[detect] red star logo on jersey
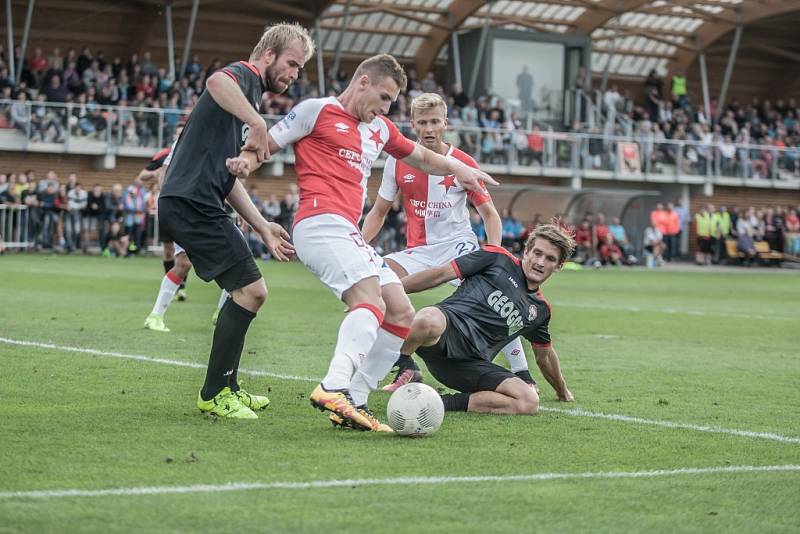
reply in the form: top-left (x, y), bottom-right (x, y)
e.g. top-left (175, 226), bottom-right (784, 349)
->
top-left (439, 174), bottom-right (457, 193)
top-left (368, 128), bottom-right (383, 149)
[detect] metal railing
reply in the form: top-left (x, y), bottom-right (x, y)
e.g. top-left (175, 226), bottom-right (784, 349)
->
top-left (0, 204), bottom-right (31, 249)
top-left (2, 99), bottom-right (799, 185)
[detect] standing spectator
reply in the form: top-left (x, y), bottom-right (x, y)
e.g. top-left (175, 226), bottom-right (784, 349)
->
top-left (500, 208), bottom-right (523, 250)
top-left (694, 204), bottom-right (712, 266)
top-left (673, 198), bottom-right (689, 256)
top-left (784, 208), bottom-right (799, 255)
top-left (764, 207), bottom-right (784, 252)
top-left (37, 181), bottom-right (58, 248)
top-left (470, 209), bottom-right (486, 244)
top-left (671, 68), bottom-right (687, 108)
top-left (649, 202), bottom-right (670, 258)
top-left (65, 182), bottom-right (87, 252)
top-left (123, 179), bottom-right (147, 253)
top-left (574, 219), bottom-right (593, 263)
top-left (711, 205), bottom-right (731, 263)
top-left (84, 183), bottom-right (106, 250)
top-left (664, 202), bottom-right (681, 261)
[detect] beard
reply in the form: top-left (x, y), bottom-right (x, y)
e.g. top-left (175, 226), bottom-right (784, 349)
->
top-left (265, 64), bottom-right (290, 94)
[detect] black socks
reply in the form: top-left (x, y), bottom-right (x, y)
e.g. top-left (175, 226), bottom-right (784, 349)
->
top-left (441, 392), bottom-right (470, 412)
top-left (200, 298), bottom-right (256, 400)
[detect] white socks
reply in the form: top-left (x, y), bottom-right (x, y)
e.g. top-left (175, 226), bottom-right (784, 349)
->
top-left (501, 337), bottom-right (528, 372)
top-left (150, 272), bottom-right (181, 316)
top-left (350, 327), bottom-right (405, 406)
top-left (322, 307), bottom-right (381, 390)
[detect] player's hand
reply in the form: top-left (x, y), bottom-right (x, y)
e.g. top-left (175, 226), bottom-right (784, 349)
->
top-left (455, 165), bottom-right (499, 192)
top-left (558, 388), bottom-right (574, 402)
top-left (243, 120), bottom-right (270, 163)
top-left (259, 222), bottom-right (294, 262)
top-left (226, 156), bottom-right (252, 179)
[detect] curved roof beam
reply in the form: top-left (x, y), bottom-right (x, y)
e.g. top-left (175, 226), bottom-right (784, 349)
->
top-left (415, 0), bottom-right (485, 75)
top-left (571, 0), bottom-right (649, 35)
top-left (668, 0), bottom-right (800, 74)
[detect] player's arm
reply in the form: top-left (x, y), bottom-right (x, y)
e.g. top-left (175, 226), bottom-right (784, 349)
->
top-left (402, 262), bottom-right (458, 294)
top-left (206, 71), bottom-right (270, 162)
top-left (225, 178), bottom-right (294, 261)
top-left (361, 195), bottom-right (394, 244)
top-left (476, 201), bottom-right (502, 246)
top-left (533, 345), bottom-right (573, 401)
top-left (137, 168), bottom-right (160, 182)
top-left (402, 144), bottom-right (498, 192)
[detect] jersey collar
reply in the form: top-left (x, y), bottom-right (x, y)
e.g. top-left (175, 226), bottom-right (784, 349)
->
top-left (240, 61), bottom-right (267, 92)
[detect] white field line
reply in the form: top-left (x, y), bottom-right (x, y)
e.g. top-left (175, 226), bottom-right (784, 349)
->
top-left (552, 301), bottom-right (795, 321)
top-left (539, 407), bottom-right (800, 444)
top-left (2, 464), bottom-right (798, 500)
top-left (0, 337), bottom-right (318, 382)
top-left (2, 337), bottom-right (799, 445)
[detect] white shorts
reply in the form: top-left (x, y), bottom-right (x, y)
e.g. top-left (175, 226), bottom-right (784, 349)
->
top-left (293, 214), bottom-right (400, 300)
top-left (385, 236), bottom-right (479, 276)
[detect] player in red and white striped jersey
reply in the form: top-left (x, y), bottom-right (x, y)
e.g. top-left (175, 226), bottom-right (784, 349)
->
top-left (361, 93), bottom-right (535, 392)
top-left (228, 55), bottom-right (497, 431)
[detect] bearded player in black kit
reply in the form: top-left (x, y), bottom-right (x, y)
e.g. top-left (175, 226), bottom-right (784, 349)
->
top-left (158, 23), bottom-right (315, 419)
top-left (400, 224), bottom-right (576, 415)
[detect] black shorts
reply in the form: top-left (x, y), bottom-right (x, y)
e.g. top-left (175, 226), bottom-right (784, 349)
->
top-left (697, 237), bottom-right (712, 253)
top-left (416, 323), bottom-right (516, 394)
top-left (158, 196), bottom-right (261, 291)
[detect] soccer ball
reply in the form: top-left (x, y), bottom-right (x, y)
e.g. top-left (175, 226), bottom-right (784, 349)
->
top-left (386, 383), bottom-right (445, 437)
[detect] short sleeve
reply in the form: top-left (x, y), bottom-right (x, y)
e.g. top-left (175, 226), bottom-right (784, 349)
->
top-left (221, 62), bottom-right (258, 96)
top-left (524, 318), bottom-right (551, 349)
top-left (381, 117), bottom-right (415, 159)
top-left (377, 156), bottom-right (399, 202)
top-left (269, 98), bottom-right (325, 148)
top-left (452, 249), bottom-right (498, 279)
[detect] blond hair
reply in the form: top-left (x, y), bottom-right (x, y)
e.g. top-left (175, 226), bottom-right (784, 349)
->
top-left (250, 22), bottom-right (315, 63)
top-left (411, 92), bottom-right (447, 120)
top-left (525, 223), bottom-right (576, 263)
top-left (353, 54), bottom-right (407, 91)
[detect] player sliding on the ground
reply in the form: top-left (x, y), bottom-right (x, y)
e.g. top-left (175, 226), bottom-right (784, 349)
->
top-left (158, 23), bottom-right (314, 419)
top-left (228, 54), bottom-right (498, 431)
top-left (400, 224), bottom-right (575, 414)
top-left (360, 92), bottom-right (534, 392)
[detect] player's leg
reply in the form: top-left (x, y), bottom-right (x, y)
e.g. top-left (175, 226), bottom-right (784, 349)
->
top-left (426, 357), bottom-right (539, 415)
top-left (495, 337), bottom-right (537, 388)
top-left (211, 289), bottom-right (230, 326)
top-left (309, 276), bottom-right (384, 430)
top-left (292, 215), bottom-right (385, 430)
top-left (402, 306), bottom-right (448, 355)
top-left (144, 248), bottom-right (192, 332)
top-left (346, 277), bottom-right (415, 431)
top-left (198, 255), bottom-right (266, 418)
top-left (381, 252), bottom-right (430, 391)
top-left (466, 377), bottom-right (539, 415)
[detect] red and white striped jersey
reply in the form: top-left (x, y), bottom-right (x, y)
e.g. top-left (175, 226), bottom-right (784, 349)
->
top-left (378, 144), bottom-right (491, 248)
top-left (269, 96), bottom-right (415, 229)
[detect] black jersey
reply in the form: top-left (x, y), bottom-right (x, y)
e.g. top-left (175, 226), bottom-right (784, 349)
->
top-left (438, 246), bottom-right (552, 361)
top-left (160, 61), bottom-right (265, 211)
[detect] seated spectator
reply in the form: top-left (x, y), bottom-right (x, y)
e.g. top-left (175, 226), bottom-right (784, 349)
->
top-left (105, 221), bottom-right (129, 257)
top-left (608, 216), bottom-right (635, 262)
top-left (736, 210), bottom-right (758, 265)
top-left (599, 233), bottom-right (623, 266)
top-left (573, 220), bottom-right (593, 263)
top-left (500, 208), bottom-right (523, 250)
top-left (643, 224), bottom-right (665, 267)
top-left (470, 209), bottom-right (486, 244)
top-left (9, 92), bottom-right (30, 133)
top-left (592, 212), bottom-right (610, 251)
top-left (784, 208), bottom-right (800, 255)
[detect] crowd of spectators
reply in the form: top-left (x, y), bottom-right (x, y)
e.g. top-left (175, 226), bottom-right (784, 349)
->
top-left (592, 70), bottom-right (800, 180)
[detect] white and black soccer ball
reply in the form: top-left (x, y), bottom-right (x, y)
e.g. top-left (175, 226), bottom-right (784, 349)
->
top-left (386, 383), bottom-right (444, 437)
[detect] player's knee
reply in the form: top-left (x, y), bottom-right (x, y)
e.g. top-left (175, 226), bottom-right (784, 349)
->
top-left (249, 280), bottom-right (268, 307)
top-left (175, 254), bottom-right (192, 277)
top-left (412, 308), bottom-right (444, 339)
top-left (515, 387), bottom-right (539, 415)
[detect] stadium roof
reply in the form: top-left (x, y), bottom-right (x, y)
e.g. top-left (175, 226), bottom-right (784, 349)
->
top-left (317, 0), bottom-right (800, 78)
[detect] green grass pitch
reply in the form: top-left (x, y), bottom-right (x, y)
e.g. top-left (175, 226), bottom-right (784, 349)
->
top-left (1, 255), bottom-right (798, 533)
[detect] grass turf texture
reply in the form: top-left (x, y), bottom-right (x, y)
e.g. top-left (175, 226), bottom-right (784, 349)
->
top-left (1, 255), bottom-right (798, 533)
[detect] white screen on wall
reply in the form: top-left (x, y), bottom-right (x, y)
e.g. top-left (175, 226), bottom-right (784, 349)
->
top-left (490, 38), bottom-right (565, 112)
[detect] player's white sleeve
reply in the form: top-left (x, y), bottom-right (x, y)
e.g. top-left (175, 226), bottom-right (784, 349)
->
top-left (268, 97), bottom-right (327, 148)
top-left (377, 156), bottom-right (399, 202)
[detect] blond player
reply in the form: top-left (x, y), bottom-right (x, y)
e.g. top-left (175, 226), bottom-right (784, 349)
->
top-left (361, 93), bottom-right (534, 391)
